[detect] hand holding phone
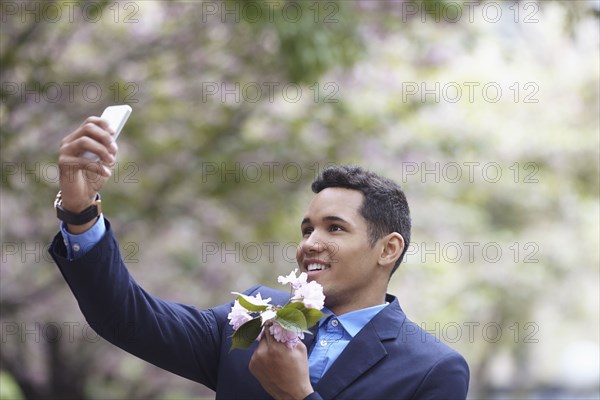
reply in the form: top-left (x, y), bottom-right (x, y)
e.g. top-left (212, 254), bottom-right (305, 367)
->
top-left (82, 105), bottom-right (132, 161)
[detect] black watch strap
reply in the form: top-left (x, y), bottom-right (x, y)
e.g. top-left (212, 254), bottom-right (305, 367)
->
top-left (54, 191), bottom-right (102, 225)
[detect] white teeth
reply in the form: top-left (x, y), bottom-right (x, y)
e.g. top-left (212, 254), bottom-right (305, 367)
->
top-left (307, 263), bottom-right (326, 271)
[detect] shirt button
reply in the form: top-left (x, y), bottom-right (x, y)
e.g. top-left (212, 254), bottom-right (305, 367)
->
top-left (73, 243), bottom-right (81, 252)
top-left (331, 319), bottom-right (339, 327)
top-left (320, 340), bottom-right (328, 347)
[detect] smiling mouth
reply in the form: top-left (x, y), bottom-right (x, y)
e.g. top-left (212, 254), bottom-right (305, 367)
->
top-left (306, 262), bottom-right (330, 272)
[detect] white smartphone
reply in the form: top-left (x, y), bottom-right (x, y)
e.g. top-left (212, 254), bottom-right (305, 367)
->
top-left (82, 105), bottom-right (132, 161)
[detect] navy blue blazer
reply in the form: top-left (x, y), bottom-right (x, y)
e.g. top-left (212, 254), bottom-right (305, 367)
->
top-left (49, 220), bottom-right (469, 399)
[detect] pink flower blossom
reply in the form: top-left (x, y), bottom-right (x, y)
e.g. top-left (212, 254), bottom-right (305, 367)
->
top-left (227, 300), bottom-right (253, 330)
top-left (277, 268), bottom-right (308, 290)
top-left (231, 291), bottom-right (272, 307)
top-left (228, 269), bottom-right (326, 352)
top-left (249, 292), bottom-right (272, 306)
top-left (269, 321), bottom-right (304, 349)
top-left (293, 281), bottom-right (325, 310)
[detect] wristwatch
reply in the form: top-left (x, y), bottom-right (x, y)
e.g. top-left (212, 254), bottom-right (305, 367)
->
top-left (54, 191), bottom-right (102, 225)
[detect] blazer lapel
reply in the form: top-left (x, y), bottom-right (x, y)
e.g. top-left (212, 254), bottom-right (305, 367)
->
top-left (302, 324), bottom-right (318, 350)
top-left (313, 323), bottom-right (387, 399)
top-left (312, 296), bottom-right (406, 399)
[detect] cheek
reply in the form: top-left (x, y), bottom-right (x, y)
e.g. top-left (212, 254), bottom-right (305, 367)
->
top-left (325, 241), bottom-right (342, 262)
top-left (295, 242), bottom-right (303, 262)
top-left (344, 244), bottom-right (378, 269)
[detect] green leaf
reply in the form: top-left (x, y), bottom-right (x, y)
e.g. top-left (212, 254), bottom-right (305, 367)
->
top-left (286, 302), bottom-right (307, 311)
top-left (230, 318), bottom-right (262, 351)
top-left (303, 308), bottom-right (327, 327)
top-left (235, 293), bottom-right (269, 312)
top-left (286, 302), bottom-right (327, 328)
top-left (276, 306), bottom-right (308, 331)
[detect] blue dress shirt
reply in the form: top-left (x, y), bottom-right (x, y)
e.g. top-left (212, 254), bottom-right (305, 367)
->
top-left (308, 304), bottom-right (387, 384)
top-left (59, 215), bottom-right (106, 260)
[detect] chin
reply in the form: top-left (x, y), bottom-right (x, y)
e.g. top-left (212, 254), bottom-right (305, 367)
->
top-left (320, 284), bottom-right (331, 298)
top-left (309, 274), bottom-right (325, 285)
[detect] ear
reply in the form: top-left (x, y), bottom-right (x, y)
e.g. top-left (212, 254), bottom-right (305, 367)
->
top-left (378, 232), bottom-right (404, 269)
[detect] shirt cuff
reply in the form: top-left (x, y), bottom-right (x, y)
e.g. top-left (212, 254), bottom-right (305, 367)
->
top-left (59, 214), bottom-right (106, 260)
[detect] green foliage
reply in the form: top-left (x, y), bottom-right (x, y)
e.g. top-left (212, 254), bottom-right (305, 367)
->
top-left (230, 317), bottom-right (262, 351)
top-left (229, 294), bottom-right (325, 350)
top-left (275, 306), bottom-right (308, 331)
top-left (0, 372), bottom-right (24, 400)
top-left (236, 0), bottom-right (363, 83)
top-left (234, 293), bottom-right (269, 312)
top-left (1, 0), bottom-right (598, 398)
top-left (285, 301), bottom-right (327, 328)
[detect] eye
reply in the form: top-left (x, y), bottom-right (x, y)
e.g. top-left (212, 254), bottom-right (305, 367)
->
top-left (329, 224), bottom-right (344, 232)
top-left (302, 226), bottom-right (314, 237)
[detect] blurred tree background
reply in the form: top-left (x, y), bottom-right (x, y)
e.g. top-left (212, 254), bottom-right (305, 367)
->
top-left (1, 0), bottom-right (598, 399)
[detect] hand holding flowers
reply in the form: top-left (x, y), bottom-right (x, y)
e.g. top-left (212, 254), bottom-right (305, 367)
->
top-left (227, 269), bottom-right (326, 350)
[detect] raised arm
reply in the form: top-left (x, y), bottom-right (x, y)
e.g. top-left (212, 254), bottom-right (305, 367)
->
top-left (49, 222), bottom-right (225, 388)
top-left (57, 116), bottom-right (117, 234)
top-left (50, 117), bottom-right (224, 388)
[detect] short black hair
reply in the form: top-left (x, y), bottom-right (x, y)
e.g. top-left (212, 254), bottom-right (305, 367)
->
top-left (311, 165), bottom-right (411, 275)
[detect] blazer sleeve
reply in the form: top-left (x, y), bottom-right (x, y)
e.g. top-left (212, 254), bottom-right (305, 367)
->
top-left (48, 219), bottom-right (226, 390)
top-left (304, 393), bottom-right (324, 400)
top-left (411, 351), bottom-right (470, 400)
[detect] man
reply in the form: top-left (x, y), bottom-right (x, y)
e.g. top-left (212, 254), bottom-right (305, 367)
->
top-left (50, 117), bottom-right (470, 399)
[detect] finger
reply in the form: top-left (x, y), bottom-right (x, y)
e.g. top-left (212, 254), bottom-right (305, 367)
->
top-left (294, 341), bottom-right (308, 357)
top-left (65, 136), bottom-right (115, 166)
top-left (80, 116), bottom-right (115, 136)
top-left (263, 325), bottom-right (273, 346)
top-left (59, 154), bottom-right (112, 177)
top-left (61, 127), bottom-right (117, 165)
top-left (82, 158), bottom-right (112, 177)
top-left (79, 121), bottom-right (119, 155)
top-left (64, 120), bottom-right (118, 156)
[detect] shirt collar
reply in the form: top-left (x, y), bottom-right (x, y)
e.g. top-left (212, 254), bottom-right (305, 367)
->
top-left (318, 303), bottom-right (388, 337)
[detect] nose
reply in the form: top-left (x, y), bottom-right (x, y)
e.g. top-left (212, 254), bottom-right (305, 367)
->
top-left (300, 231), bottom-right (324, 254)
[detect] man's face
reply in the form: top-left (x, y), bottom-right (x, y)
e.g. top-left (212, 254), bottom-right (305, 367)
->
top-left (296, 187), bottom-right (389, 315)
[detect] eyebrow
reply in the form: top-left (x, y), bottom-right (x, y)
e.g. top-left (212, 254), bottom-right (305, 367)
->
top-left (301, 216), bottom-right (350, 226)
